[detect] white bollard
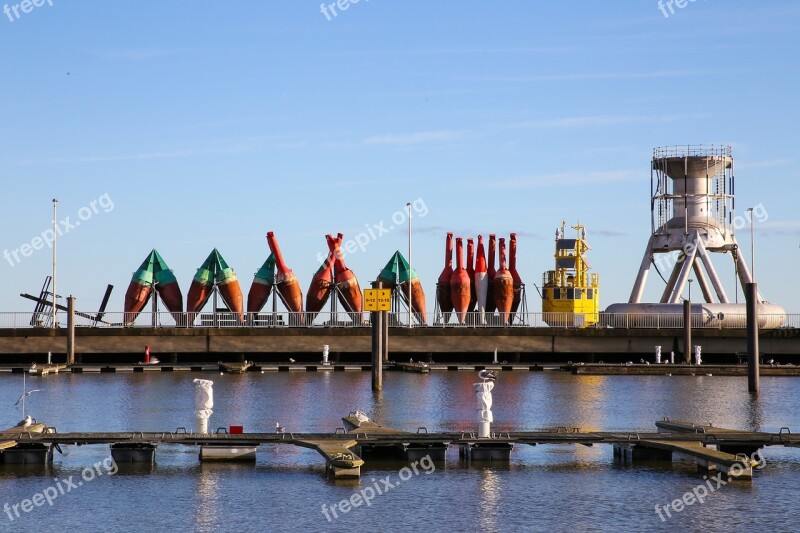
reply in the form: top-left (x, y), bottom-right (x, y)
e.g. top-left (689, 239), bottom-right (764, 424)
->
top-left (655, 346), bottom-right (662, 364)
top-left (493, 348), bottom-right (498, 365)
top-left (474, 381), bottom-right (494, 438)
top-left (193, 379), bottom-right (214, 434)
top-left (47, 351), bottom-right (52, 365)
top-left (694, 345), bottom-right (702, 365)
top-left (670, 351), bottom-right (675, 364)
top-left (322, 344), bottom-right (330, 365)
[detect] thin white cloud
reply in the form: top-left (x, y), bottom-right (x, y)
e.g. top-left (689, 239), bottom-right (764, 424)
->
top-left (466, 69), bottom-right (738, 83)
top-left (95, 47), bottom-right (187, 60)
top-left (487, 170), bottom-right (640, 189)
top-left (508, 114), bottom-right (698, 129)
top-left (737, 158), bottom-right (794, 170)
top-left (362, 130), bottom-right (468, 146)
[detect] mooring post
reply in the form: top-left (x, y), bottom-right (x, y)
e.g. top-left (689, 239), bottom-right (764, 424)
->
top-left (746, 282), bottom-right (760, 393)
top-left (371, 281), bottom-right (383, 391)
top-left (67, 295), bottom-right (76, 366)
top-left (683, 299), bottom-right (691, 364)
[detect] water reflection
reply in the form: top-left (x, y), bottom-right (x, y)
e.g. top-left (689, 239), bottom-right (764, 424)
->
top-left (477, 468), bottom-right (501, 532)
top-left (194, 464), bottom-right (223, 532)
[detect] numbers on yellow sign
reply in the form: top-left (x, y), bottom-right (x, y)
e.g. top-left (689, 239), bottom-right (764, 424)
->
top-left (364, 289), bottom-right (391, 311)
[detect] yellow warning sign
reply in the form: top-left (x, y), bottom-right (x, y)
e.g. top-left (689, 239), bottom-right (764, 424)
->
top-left (364, 289), bottom-right (391, 311)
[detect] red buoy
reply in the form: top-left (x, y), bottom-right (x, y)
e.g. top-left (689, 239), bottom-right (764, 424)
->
top-left (485, 234), bottom-right (497, 314)
top-left (267, 232), bottom-right (304, 323)
top-left (328, 234), bottom-right (363, 325)
top-left (436, 232), bottom-right (454, 319)
top-left (494, 237), bottom-right (514, 325)
top-left (450, 238), bottom-right (471, 324)
top-left (466, 238), bottom-right (477, 313)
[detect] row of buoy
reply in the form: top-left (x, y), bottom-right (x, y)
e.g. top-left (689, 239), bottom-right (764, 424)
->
top-left (436, 233), bottom-right (523, 325)
top-left (123, 232), bottom-right (428, 325)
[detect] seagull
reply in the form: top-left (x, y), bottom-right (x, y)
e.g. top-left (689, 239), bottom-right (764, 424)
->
top-left (16, 415), bottom-right (32, 428)
top-left (478, 370), bottom-right (497, 382)
top-left (15, 389), bottom-right (41, 406)
top-left (289, 358), bottom-right (296, 363)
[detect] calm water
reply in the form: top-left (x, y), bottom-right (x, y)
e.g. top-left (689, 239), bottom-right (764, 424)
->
top-left (1, 371), bottom-right (799, 532)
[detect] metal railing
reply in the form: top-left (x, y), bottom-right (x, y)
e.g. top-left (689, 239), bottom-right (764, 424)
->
top-left (0, 311), bottom-right (797, 330)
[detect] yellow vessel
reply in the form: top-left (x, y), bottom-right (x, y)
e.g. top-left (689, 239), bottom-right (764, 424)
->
top-left (541, 221), bottom-right (599, 327)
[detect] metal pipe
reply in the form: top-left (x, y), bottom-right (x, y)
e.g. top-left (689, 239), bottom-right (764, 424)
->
top-left (660, 254), bottom-right (683, 303)
top-left (691, 261), bottom-right (713, 303)
top-left (668, 234), bottom-right (699, 303)
top-left (52, 198), bottom-right (58, 329)
top-left (407, 203), bottom-right (412, 328)
top-left (747, 207), bottom-right (756, 282)
top-left (695, 237), bottom-right (729, 303)
top-left (746, 282), bottom-right (760, 393)
top-left (67, 296), bottom-right (75, 365)
top-left (629, 236), bottom-right (655, 303)
top-left (383, 305), bottom-right (389, 363)
top-left (683, 299), bottom-right (691, 364)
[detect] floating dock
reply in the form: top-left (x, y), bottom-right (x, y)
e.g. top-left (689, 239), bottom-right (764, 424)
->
top-left (2, 419), bottom-right (797, 480)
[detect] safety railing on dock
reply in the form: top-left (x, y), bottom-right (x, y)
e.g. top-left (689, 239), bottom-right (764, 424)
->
top-left (1, 311), bottom-right (798, 330)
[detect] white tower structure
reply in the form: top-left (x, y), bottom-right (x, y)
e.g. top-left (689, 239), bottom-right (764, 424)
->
top-left (606, 146), bottom-right (785, 328)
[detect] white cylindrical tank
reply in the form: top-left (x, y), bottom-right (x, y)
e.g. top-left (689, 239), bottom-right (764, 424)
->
top-left (604, 303), bottom-right (786, 330)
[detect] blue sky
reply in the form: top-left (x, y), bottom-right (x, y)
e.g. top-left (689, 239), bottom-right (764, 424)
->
top-left (1, 0), bottom-right (798, 317)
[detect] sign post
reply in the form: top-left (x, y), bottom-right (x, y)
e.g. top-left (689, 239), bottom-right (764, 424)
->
top-left (365, 285), bottom-right (391, 391)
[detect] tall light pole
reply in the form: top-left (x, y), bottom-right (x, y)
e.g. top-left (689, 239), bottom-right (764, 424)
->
top-left (747, 207), bottom-right (755, 281)
top-left (52, 198), bottom-right (58, 329)
top-left (406, 202), bottom-right (412, 328)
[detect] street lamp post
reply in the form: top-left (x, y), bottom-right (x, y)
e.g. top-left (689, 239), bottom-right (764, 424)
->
top-left (747, 207), bottom-right (755, 281)
top-left (406, 203), bottom-right (412, 328)
top-left (52, 198), bottom-right (58, 329)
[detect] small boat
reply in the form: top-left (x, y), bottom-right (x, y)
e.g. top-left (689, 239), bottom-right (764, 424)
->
top-left (396, 361), bottom-right (430, 373)
top-left (494, 238), bottom-right (514, 325)
top-left (485, 234), bottom-right (498, 314)
top-left (328, 234), bottom-right (363, 325)
top-left (436, 233), bottom-right (454, 320)
top-left (450, 238), bottom-right (471, 324)
top-left (218, 360), bottom-right (252, 374)
top-left (267, 232), bottom-right (304, 322)
top-left (247, 254), bottom-right (275, 314)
